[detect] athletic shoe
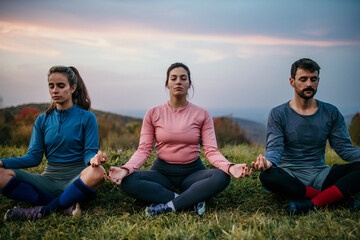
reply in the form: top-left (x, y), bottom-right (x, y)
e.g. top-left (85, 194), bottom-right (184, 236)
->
top-left (63, 203), bottom-right (81, 216)
top-left (4, 206), bottom-right (44, 221)
top-left (145, 203), bottom-right (174, 217)
top-left (350, 199), bottom-right (360, 209)
top-left (287, 199), bottom-right (315, 215)
top-left (338, 198), bottom-right (360, 209)
top-left (194, 201), bottom-right (206, 216)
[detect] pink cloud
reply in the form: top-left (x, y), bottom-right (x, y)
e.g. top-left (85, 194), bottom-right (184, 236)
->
top-left (0, 20), bottom-right (359, 59)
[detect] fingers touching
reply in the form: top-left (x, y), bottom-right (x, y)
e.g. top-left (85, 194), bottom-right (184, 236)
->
top-left (251, 154), bottom-right (272, 171)
top-left (90, 151), bottom-right (108, 167)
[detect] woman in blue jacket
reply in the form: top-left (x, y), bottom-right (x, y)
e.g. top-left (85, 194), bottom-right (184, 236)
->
top-left (0, 66), bottom-right (107, 221)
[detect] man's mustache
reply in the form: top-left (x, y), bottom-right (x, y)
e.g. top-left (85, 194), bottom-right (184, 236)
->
top-left (303, 87), bottom-right (315, 92)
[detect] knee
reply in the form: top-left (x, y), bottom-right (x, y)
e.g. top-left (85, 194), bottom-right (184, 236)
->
top-left (212, 169), bottom-right (231, 190)
top-left (352, 162), bottom-right (360, 171)
top-left (259, 168), bottom-right (278, 188)
top-left (0, 168), bottom-right (15, 190)
top-left (121, 172), bottom-right (139, 193)
top-left (81, 165), bottom-right (106, 185)
top-left (92, 166), bottom-right (106, 183)
top-left (259, 168), bottom-right (274, 186)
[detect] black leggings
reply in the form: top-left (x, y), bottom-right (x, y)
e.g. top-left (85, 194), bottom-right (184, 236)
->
top-left (121, 158), bottom-right (230, 210)
top-left (259, 162), bottom-right (360, 199)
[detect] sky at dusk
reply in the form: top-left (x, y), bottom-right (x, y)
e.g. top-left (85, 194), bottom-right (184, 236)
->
top-left (0, 0), bottom-right (359, 122)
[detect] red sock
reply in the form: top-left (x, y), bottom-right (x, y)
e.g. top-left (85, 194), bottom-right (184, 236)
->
top-left (305, 186), bottom-right (320, 199)
top-left (311, 185), bottom-right (344, 207)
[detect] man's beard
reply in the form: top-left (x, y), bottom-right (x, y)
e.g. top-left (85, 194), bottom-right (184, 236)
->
top-left (298, 87), bottom-right (317, 99)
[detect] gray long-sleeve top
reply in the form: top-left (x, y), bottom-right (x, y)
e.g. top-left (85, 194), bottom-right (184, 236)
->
top-left (264, 100), bottom-right (360, 167)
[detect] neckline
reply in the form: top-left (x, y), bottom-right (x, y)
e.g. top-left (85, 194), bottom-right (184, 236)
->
top-left (287, 100), bottom-right (320, 117)
top-left (166, 101), bottom-right (190, 112)
top-left (55, 104), bottom-right (77, 115)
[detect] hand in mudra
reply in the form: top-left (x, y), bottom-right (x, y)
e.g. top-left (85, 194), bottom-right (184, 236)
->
top-left (229, 163), bottom-right (253, 178)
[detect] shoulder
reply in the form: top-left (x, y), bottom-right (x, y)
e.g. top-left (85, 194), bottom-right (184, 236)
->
top-left (151, 103), bottom-right (166, 112)
top-left (76, 106), bottom-right (96, 118)
top-left (187, 103), bottom-right (212, 124)
top-left (34, 113), bottom-right (47, 126)
top-left (146, 103), bottom-right (166, 116)
top-left (269, 102), bottom-right (290, 117)
top-left (266, 102), bottom-right (293, 127)
top-left (37, 112), bottom-right (47, 121)
top-left (318, 100), bottom-right (339, 113)
top-left (142, 103), bottom-right (167, 123)
top-left (271, 102), bottom-right (289, 112)
top-left (317, 100), bottom-right (343, 122)
top-left (73, 106), bottom-right (97, 126)
top-left (188, 102), bottom-right (209, 115)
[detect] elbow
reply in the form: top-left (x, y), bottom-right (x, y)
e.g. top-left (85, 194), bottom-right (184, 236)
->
top-left (33, 155), bottom-right (44, 166)
top-left (28, 152), bottom-right (44, 165)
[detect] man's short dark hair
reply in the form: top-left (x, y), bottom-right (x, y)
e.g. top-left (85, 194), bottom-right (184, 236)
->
top-left (291, 58), bottom-right (320, 79)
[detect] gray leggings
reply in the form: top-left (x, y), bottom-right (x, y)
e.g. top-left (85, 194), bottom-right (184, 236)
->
top-left (12, 161), bottom-right (86, 197)
top-left (121, 158), bottom-right (230, 210)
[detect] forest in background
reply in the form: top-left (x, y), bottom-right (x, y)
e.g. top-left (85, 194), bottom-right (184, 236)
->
top-left (0, 103), bottom-right (257, 149)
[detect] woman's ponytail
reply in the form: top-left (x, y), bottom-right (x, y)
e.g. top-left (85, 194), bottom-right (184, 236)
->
top-left (68, 66), bottom-right (91, 111)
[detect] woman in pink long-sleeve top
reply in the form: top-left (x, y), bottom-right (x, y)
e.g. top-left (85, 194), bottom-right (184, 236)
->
top-left (108, 62), bottom-right (252, 216)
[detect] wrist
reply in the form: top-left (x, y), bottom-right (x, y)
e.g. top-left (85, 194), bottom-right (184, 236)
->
top-left (228, 163), bottom-right (235, 175)
top-left (122, 168), bottom-right (129, 177)
top-left (266, 160), bottom-right (273, 168)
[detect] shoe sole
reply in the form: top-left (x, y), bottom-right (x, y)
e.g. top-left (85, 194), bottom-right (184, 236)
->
top-left (64, 203), bottom-right (81, 217)
top-left (196, 202), bottom-right (206, 216)
top-left (145, 207), bottom-right (152, 218)
top-left (72, 203), bottom-right (81, 216)
top-left (4, 206), bottom-right (19, 221)
top-left (4, 209), bottom-right (12, 221)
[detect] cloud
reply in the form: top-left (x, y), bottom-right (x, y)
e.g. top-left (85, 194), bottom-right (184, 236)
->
top-left (0, 1), bottom-right (359, 121)
top-left (1, 20), bottom-right (359, 63)
top-left (302, 28), bottom-right (334, 37)
top-left (192, 49), bottom-right (230, 63)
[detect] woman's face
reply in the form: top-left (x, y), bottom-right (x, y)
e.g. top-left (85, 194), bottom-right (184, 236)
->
top-left (166, 67), bottom-right (191, 98)
top-left (48, 72), bottom-right (76, 109)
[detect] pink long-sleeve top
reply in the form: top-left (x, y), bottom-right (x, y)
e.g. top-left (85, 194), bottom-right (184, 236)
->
top-left (122, 102), bottom-right (233, 175)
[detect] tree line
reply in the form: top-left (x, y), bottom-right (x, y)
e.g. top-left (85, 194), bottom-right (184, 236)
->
top-left (1, 107), bottom-right (359, 149)
top-left (0, 107), bottom-right (252, 149)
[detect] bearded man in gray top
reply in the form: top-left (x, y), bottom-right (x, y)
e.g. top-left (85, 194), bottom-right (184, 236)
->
top-left (251, 58), bottom-right (360, 214)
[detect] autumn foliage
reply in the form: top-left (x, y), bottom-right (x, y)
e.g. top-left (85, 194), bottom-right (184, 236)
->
top-left (97, 117), bottom-right (141, 149)
top-left (0, 107), bottom-right (142, 149)
top-left (0, 108), bottom-right (40, 146)
top-left (349, 112), bottom-right (360, 147)
top-left (18, 108), bottom-right (40, 118)
top-left (213, 117), bottom-right (250, 147)
top-left (1, 107), bottom-right (253, 149)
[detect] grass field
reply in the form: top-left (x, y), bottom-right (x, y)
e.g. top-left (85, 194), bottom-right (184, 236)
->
top-left (1, 145), bottom-right (359, 240)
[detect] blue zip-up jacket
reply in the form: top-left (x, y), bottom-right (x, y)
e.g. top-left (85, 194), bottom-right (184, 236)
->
top-left (2, 105), bottom-right (99, 169)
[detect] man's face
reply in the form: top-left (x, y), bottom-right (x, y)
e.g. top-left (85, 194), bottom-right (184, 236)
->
top-left (290, 68), bottom-right (319, 100)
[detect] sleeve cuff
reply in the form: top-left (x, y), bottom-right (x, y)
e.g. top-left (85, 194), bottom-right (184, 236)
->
top-left (227, 163), bottom-right (235, 175)
top-left (120, 166), bottom-right (131, 176)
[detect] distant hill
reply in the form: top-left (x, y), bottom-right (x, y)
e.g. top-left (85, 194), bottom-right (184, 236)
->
top-left (345, 113), bottom-right (357, 127)
top-left (0, 103), bottom-right (142, 125)
top-left (1, 103), bottom-right (267, 145)
top-left (231, 117), bottom-right (266, 145)
top-left (214, 115), bottom-right (266, 145)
